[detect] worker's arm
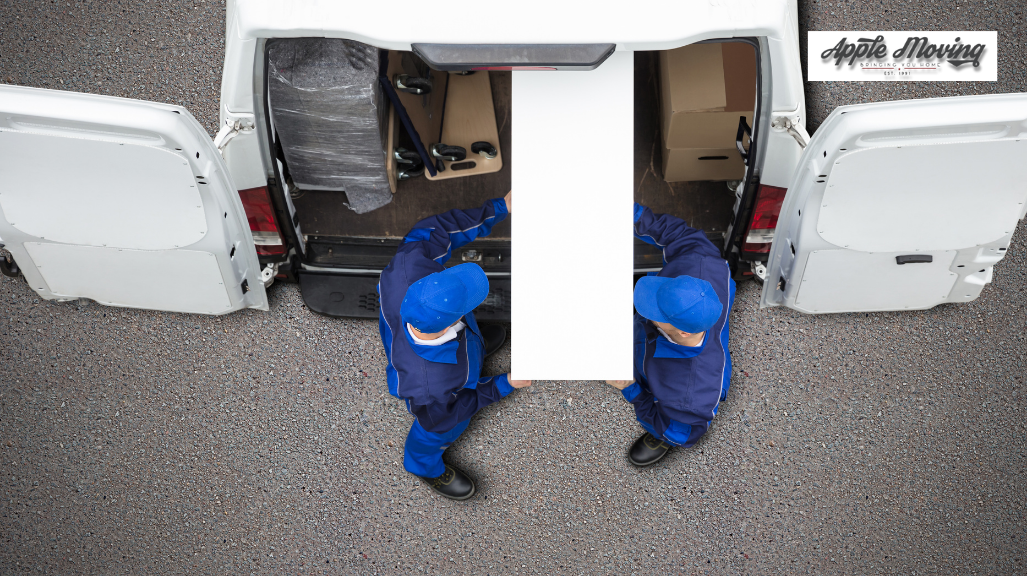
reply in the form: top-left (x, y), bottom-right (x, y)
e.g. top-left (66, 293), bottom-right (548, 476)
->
top-left (399, 197), bottom-right (509, 265)
top-left (633, 203), bottom-right (720, 263)
top-left (408, 374), bottom-right (519, 434)
top-left (620, 383), bottom-right (708, 447)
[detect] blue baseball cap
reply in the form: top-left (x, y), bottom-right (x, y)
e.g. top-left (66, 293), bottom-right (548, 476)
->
top-left (401, 263), bottom-right (490, 333)
top-left (633, 275), bottom-right (723, 334)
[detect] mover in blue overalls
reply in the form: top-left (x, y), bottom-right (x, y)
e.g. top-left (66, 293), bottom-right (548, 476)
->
top-left (378, 192), bottom-right (531, 500)
top-left (607, 203), bottom-right (735, 466)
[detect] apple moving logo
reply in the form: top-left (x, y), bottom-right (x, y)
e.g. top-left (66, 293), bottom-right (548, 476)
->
top-left (821, 35), bottom-right (986, 68)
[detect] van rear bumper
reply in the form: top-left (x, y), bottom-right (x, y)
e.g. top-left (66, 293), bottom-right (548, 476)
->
top-left (298, 271), bottom-right (510, 321)
top-left (297, 232), bottom-right (725, 320)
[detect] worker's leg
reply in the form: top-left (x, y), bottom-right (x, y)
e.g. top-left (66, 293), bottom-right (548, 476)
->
top-left (629, 419), bottom-right (706, 466)
top-left (637, 418), bottom-right (706, 448)
top-left (403, 418), bottom-right (471, 478)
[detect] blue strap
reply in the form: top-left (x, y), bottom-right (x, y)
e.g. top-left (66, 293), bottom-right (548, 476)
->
top-left (378, 65), bottom-right (437, 176)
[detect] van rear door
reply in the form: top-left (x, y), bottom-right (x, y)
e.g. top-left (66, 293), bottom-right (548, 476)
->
top-left (0, 85), bottom-right (267, 315)
top-left (761, 93), bottom-right (1027, 314)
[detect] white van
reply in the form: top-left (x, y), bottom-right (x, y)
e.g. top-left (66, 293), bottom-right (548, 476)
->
top-left (0, 0), bottom-right (1024, 320)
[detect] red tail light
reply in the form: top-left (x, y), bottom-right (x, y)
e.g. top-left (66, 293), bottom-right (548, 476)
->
top-left (238, 186), bottom-right (286, 256)
top-left (742, 185), bottom-right (787, 254)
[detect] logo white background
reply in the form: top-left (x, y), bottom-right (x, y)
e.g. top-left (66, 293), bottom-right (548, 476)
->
top-left (808, 31), bottom-right (997, 81)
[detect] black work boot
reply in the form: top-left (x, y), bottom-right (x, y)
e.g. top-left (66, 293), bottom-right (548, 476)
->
top-left (479, 324), bottom-right (507, 357)
top-left (628, 433), bottom-right (672, 467)
top-left (420, 464), bottom-right (476, 500)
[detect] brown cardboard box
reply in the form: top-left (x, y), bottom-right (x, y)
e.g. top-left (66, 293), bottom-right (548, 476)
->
top-left (659, 42), bottom-right (756, 181)
top-left (661, 147), bottom-right (746, 182)
top-left (661, 112), bottom-right (753, 149)
top-left (721, 42), bottom-right (758, 113)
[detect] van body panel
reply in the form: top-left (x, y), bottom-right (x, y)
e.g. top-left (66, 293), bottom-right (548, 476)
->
top-left (233, 0), bottom-right (793, 51)
top-left (762, 93), bottom-right (1027, 313)
top-left (0, 85), bottom-right (267, 315)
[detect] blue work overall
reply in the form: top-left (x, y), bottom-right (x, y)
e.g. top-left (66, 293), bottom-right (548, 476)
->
top-left (622, 203), bottom-right (736, 447)
top-left (377, 198), bottom-right (514, 478)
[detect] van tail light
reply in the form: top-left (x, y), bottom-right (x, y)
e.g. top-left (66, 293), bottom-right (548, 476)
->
top-left (238, 186), bottom-right (286, 256)
top-left (742, 185), bottom-right (787, 254)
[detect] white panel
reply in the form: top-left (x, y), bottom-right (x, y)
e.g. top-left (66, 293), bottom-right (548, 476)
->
top-left (511, 52), bottom-right (634, 381)
top-left (0, 131), bottom-right (206, 250)
top-left (819, 140), bottom-right (1027, 253)
top-left (0, 84), bottom-right (268, 314)
top-left (762, 92), bottom-right (1027, 314)
top-left (222, 15), bottom-right (257, 114)
top-left (221, 129), bottom-right (267, 190)
top-left (24, 243), bottom-right (234, 314)
top-left (236, 0), bottom-right (786, 51)
top-left (795, 250), bottom-right (958, 313)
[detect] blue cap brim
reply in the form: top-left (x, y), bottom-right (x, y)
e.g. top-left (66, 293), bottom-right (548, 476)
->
top-left (632, 276), bottom-right (672, 324)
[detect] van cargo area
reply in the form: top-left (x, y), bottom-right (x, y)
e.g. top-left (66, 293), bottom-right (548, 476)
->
top-left (287, 69), bottom-right (513, 241)
top-left (263, 39), bottom-right (757, 316)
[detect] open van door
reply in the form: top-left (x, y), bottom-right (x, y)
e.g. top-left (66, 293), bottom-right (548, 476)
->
top-left (0, 85), bottom-right (268, 315)
top-left (762, 93), bottom-right (1027, 314)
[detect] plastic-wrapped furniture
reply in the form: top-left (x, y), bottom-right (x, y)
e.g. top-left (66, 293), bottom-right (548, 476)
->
top-left (267, 38), bottom-right (392, 214)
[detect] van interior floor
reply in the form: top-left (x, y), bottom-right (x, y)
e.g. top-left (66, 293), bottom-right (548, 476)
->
top-left (291, 72), bottom-right (512, 240)
top-left (290, 53), bottom-right (734, 245)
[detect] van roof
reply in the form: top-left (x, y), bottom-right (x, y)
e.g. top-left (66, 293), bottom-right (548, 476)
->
top-left (234, 0), bottom-right (793, 51)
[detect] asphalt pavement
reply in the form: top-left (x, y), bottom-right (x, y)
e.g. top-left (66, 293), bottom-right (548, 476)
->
top-left (1, 1), bottom-right (1026, 574)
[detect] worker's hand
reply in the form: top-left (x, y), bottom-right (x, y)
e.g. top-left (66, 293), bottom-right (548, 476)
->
top-left (504, 191), bottom-right (512, 213)
top-left (509, 378), bottom-right (532, 389)
top-left (605, 379), bottom-right (634, 390)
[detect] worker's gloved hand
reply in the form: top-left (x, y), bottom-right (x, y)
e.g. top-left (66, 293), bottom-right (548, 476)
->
top-left (605, 380), bottom-right (634, 390)
top-left (504, 191), bottom-right (512, 213)
top-left (509, 378), bottom-right (532, 389)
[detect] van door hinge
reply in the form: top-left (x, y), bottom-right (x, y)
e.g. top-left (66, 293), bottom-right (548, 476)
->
top-left (771, 116), bottom-right (809, 149)
top-left (261, 263), bottom-right (278, 288)
top-left (213, 115), bottom-right (256, 156)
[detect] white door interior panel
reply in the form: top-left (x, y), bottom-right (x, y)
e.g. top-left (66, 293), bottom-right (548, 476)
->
top-left (762, 92), bottom-right (1027, 314)
top-left (818, 140), bottom-right (1027, 253)
top-left (0, 131), bottom-right (206, 250)
top-left (0, 84), bottom-right (267, 314)
top-left (794, 250), bottom-right (958, 313)
top-left (24, 243), bottom-right (233, 314)
top-left (511, 52), bottom-right (634, 381)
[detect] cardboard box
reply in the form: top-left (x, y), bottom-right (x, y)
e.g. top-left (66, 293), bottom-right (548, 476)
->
top-left (661, 147), bottom-right (746, 182)
top-left (661, 112), bottom-right (753, 149)
top-left (659, 42), bottom-right (756, 181)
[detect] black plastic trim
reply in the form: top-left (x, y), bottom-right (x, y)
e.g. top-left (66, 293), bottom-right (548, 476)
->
top-left (259, 39), bottom-right (305, 265)
top-left (634, 233), bottom-right (725, 270)
top-left (411, 43), bottom-right (616, 71)
top-left (0, 253), bottom-right (20, 278)
top-left (735, 115), bottom-right (752, 163)
top-left (896, 254), bottom-right (933, 265)
top-left (722, 37), bottom-right (771, 268)
top-left (298, 271), bottom-right (511, 321)
top-left (305, 237), bottom-right (511, 273)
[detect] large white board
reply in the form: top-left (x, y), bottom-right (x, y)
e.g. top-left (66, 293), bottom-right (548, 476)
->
top-left (511, 51), bottom-right (635, 381)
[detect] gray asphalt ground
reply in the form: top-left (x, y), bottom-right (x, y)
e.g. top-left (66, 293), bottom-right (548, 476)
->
top-left (1, 1), bottom-right (1026, 574)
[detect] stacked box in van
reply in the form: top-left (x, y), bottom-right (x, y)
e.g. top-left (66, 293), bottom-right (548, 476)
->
top-left (659, 42), bottom-right (756, 182)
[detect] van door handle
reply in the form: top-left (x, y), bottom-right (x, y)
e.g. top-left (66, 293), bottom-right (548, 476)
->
top-left (735, 115), bottom-right (752, 165)
top-left (896, 255), bottom-right (933, 265)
